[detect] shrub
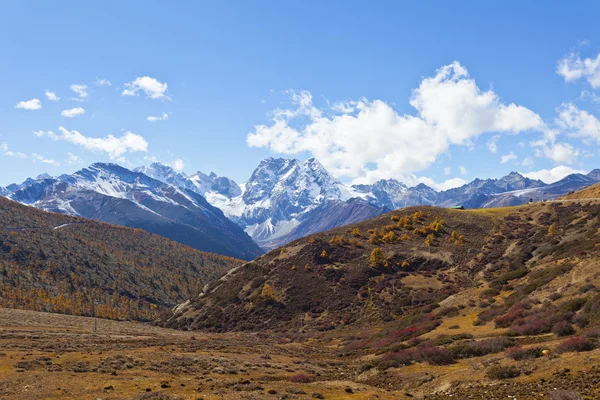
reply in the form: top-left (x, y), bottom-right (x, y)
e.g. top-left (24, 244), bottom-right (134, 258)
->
top-left (380, 350), bottom-right (414, 368)
top-left (289, 373), bottom-right (312, 383)
top-left (486, 365), bottom-right (521, 380)
top-left (556, 336), bottom-right (596, 353)
top-left (350, 228), bottom-right (362, 237)
top-left (448, 337), bottom-right (511, 359)
top-left (509, 319), bottom-right (552, 336)
top-left (551, 321), bottom-right (575, 337)
top-left (414, 346), bottom-right (454, 365)
top-left (505, 346), bottom-right (544, 361)
top-left (369, 248), bottom-right (386, 268)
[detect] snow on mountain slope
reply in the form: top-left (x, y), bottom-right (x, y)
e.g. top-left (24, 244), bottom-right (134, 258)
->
top-left (2, 163), bottom-right (262, 260)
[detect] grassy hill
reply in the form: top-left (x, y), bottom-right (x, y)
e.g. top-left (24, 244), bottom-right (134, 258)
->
top-left (562, 181), bottom-right (600, 199)
top-left (0, 197), bottom-right (242, 320)
top-left (160, 197), bottom-right (600, 397)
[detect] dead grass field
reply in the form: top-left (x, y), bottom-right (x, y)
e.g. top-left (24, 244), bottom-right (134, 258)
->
top-left (0, 308), bottom-right (402, 400)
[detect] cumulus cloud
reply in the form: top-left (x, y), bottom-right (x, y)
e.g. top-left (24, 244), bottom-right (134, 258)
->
top-left (95, 78), bottom-right (111, 86)
top-left (34, 127), bottom-right (148, 159)
top-left (32, 153), bottom-right (59, 166)
top-left (15, 98), bottom-right (42, 110)
top-left (70, 84), bottom-right (88, 101)
top-left (557, 51), bottom-right (600, 88)
top-left (557, 103), bottom-right (600, 143)
top-left (45, 90), bottom-right (59, 101)
top-left (247, 62), bottom-right (544, 184)
top-left (61, 107), bottom-right (86, 118)
top-left (122, 76), bottom-right (168, 99)
top-left (522, 166), bottom-right (586, 184)
top-left (521, 157), bottom-right (534, 167)
top-left (444, 167), bottom-right (451, 176)
top-left (417, 176), bottom-right (468, 191)
top-left (459, 165), bottom-right (467, 175)
top-left (487, 135), bottom-right (500, 153)
top-left (500, 152), bottom-right (517, 164)
top-left (171, 159), bottom-right (184, 171)
top-left (533, 141), bottom-right (580, 165)
top-left (0, 143), bottom-right (27, 158)
top-left (147, 112), bottom-right (169, 122)
top-left (66, 152), bottom-right (82, 164)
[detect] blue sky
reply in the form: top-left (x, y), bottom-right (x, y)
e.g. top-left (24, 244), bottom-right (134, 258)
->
top-left (2, 1), bottom-right (600, 188)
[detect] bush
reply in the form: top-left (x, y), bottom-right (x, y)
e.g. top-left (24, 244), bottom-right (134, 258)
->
top-left (289, 373), bottom-right (312, 383)
top-left (551, 321), bottom-right (575, 337)
top-left (448, 337), bottom-right (511, 359)
top-left (486, 365), bottom-right (521, 380)
top-left (509, 319), bottom-right (552, 336)
top-left (505, 346), bottom-right (544, 360)
top-left (414, 346), bottom-right (454, 365)
top-left (556, 336), bottom-right (596, 353)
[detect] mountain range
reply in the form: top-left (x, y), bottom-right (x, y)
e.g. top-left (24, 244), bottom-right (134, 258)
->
top-left (2, 158), bottom-right (600, 254)
top-left (0, 163), bottom-right (262, 260)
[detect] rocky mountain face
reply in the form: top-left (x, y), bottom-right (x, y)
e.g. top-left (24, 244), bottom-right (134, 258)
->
top-left (0, 163), bottom-right (262, 260)
top-left (138, 158), bottom-right (387, 249)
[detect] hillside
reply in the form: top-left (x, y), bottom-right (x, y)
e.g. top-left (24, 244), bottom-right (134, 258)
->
top-left (0, 196), bottom-right (242, 320)
top-left (160, 196), bottom-right (600, 397)
top-left (562, 181), bottom-right (600, 200)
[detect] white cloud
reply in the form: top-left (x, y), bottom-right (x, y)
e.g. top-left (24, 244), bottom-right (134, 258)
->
top-left (557, 103), bottom-right (600, 143)
top-left (66, 152), bottom-right (82, 164)
top-left (95, 78), bottom-right (111, 86)
top-left (1, 142), bottom-right (27, 158)
top-left (521, 157), bottom-right (534, 167)
top-left (171, 159), bottom-right (184, 171)
top-left (459, 165), bottom-right (467, 175)
top-left (45, 90), bottom-right (59, 101)
top-left (444, 167), bottom-right (451, 176)
top-left (32, 153), bottom-right (59, 166)
top-left (557, 51), bottom-right (600, 88)
top-left (533, 141), bottom-right (580, 164)
top-left (70, 84), bottom-right (88, 101)
top-left (147, 112), bottom-right (169, 122)
top-left (417, 176), bottom-right (468, 191)
top-left (487, 134), bottom-right (500, 153)
top-left (61, 107), bottom-right (86, 118)
top-left (34, 127), bottom-right (148, 159)
top-left (247, 62), bottom-right (544, 184)
top-left (122, 76), bottom-right (168, 99)
top-left (15, 98), bottom-right (42, 110)
top-left (522, 166), bottom-right (586, 184)
top-left (500, 152), bottom-right (517, 164)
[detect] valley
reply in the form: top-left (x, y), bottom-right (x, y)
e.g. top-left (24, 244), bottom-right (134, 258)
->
top-left (3, 188), bottom-right (600, 398)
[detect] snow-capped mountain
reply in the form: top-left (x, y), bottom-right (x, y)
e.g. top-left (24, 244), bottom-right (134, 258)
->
top-left (5, 158), bottom-right (600, 253)
top-left (132, 158), bottom-right (600, 249)
top-left (1, 163), bottom-right (262, 260)
top-left (135, 158), bottom-right (384, 249)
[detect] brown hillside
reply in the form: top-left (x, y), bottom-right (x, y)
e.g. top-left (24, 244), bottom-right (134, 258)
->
top-left (160, 199), bottom-right (600, 398)
top-left (562, 181), bottom-right (600, 199)
top-left (0, 197), bottom-right (242, 320)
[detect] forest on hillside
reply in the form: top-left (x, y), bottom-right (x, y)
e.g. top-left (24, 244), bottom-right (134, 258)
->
top-left (0, 197), bottom-right (242, 321)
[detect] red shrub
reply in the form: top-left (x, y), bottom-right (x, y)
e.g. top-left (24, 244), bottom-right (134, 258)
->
top-left (551, 321), bottom-right (575, 337)
top-left (556, 336), bottom-right (596, 353)
top-left (414, 346), bottom-right (454, 365)
top-left (289, 373), bottom-right (312, 383)
top-left (505, 346), bottom-right (544, 360)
